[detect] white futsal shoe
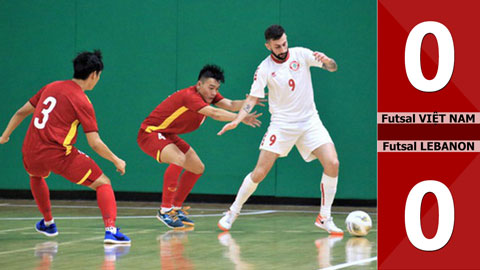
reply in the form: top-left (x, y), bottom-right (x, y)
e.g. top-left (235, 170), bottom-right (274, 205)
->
top-left (314, 214), bottom-right (344, 235)
top-left (218, 211), bottom-right (239, 231)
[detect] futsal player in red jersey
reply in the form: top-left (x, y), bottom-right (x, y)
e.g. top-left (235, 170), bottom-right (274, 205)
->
top-left (0, 50), bottom-right (130, 244)
top-left (138, 64), bottom-right (263, 229)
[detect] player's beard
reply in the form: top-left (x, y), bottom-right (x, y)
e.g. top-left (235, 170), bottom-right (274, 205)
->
top-left (272, 49), bottom-right (289, 61)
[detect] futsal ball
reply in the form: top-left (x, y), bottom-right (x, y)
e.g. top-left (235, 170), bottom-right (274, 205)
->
top-left (345, 210), bottom-right (372, 236)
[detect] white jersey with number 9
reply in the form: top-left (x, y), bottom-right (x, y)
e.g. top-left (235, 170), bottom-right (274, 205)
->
top-left (249, 47), bottom-right (324, 124)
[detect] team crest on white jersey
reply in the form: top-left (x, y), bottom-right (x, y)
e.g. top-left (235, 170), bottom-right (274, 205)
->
top-left (289, 61), bottom-right (300, 71)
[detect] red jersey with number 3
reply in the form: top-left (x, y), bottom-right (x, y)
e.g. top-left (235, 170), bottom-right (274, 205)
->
top-left (141, 85), bottom-right (223, 134)
top-left (22, 80), bottom-right (98, 158)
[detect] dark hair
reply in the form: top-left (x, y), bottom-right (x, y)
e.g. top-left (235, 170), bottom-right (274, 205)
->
top-left (264, 24), bottom-right (285, 41)
top-left (198, 64), bottom-right (225, 83)
top-left (73, 50), bottom-right (104, 79)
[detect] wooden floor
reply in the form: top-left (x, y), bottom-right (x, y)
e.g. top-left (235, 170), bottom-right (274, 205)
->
top-left (0, 199), bottom-right (377, 270)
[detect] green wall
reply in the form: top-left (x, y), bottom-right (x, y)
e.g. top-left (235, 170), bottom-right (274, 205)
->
top-left (0, 0), bottom-right (376, 199)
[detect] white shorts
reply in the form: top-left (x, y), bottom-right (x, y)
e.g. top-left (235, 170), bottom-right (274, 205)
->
top-left (259, 115), bottom-right (333, 162)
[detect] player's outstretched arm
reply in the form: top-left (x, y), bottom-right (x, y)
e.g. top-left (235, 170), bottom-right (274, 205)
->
top-left (199, 101), bottom-right (262, 131)
top-left (198, 105), bottom-right (261, 126)
top-left (85, 132), bottom-right (126, 175)
top-left (217, 95), bottom-right (259, 135)
top-left (313, 52), bottom-right (338, 72)
top-left (198, 105), bottom-right (239, 122)
top-left (215, 99), bottom-right (245, 112)
top-left (215, 96), bottom-right (266, 112)
top-left (0, 101), bottom-right (35, 144)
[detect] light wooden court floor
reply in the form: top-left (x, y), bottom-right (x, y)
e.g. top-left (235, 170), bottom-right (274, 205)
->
top-left (0, 199), bottom-right (377, 270)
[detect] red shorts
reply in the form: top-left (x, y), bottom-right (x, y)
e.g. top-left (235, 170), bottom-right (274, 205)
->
top-left (22, 148), bottom-right (103, 186)
top-left (137, 129), bottom-right (190, 162)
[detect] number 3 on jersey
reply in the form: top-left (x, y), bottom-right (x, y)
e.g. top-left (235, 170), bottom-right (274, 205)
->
top-left (34, 96), bottom-right (57, 129)
top-left (288, 79), bottom-right (295, 91)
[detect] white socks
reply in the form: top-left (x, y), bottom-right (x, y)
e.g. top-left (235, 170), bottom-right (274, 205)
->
top-left (106, 227), bottom-right (117, 234)
top-left (320, 173), bottom-right (338, 218)
top-left (44, 219), bottom-right (54, 226)
top-left (161, 207), bottom-right (172, 213)
top-left (230, 173), bottom-right (258, 214)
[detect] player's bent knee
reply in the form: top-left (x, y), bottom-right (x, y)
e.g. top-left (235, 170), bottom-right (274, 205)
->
top-left (323, 159), bottom-right (340, 176)
top-left (196, 162), bottom-right (205, 174)
top-left (251, 169), bottom-right (267, 183)
top-left (88, 174), bottom-right (111, 190)
top-left (330, 159), bottom-right (340, 170)
top-left (186, 162), bottom-right (204, 175)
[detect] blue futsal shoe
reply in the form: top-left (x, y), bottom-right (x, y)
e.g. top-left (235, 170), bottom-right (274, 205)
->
top-left (176, 206), bottom-right (195, 226)
top-left (104, 228), bottom-right (131, 244)
top-left (156, 209), bottom-right (185, 229)
top-left (35, 219), bottom-right (58, 237)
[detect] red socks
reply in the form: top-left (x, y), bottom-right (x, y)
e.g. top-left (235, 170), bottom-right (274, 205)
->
top-left (30, 176), bottom-right (53, 221)
top-left (161, 164), bottom-right (183, 208)
top-left (30, 176), bottom-right (117, 228)
top-left (161, 164), bottom-right (202, 208)
top-left (173, 171), bottom-right (202, 207)
top-left (96, 184), bottom-right (117, 228)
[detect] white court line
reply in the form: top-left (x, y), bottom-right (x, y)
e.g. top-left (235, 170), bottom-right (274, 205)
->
top-left (273, 210), bottom-right (377, 215)
top-left (320, 257), bottom-right (377, 270)
top-left (0, 229), bottom-right (155, 256)
top-left (21, 232), bottom-right (79, 235)
top-left (0, 204), bottom-right (257, 212)
top-left (0, 216), bottom-right (152, 221)
top-left (0, 227), bottom-right (32, 233)
top-left (0, 203), bottom-right (376, 215)
top-left (0, 210), bottom-right (276, 221)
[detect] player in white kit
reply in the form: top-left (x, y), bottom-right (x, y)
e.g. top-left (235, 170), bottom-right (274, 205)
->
top-left (217, 25), bottom-right (343, 235)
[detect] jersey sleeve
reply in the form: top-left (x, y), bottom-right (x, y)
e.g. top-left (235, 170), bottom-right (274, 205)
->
top-left (300, 47), bottom-right (324, 68)
top-left (29, 86), bottom-right (47, 107)
top-left (76, 97), bottom-right (98, 133)
top-left (184, 93), bottom-right (209, 112)
top-left (249, 64), bottom-right (268, 98)
top-left (212, 92), bottom-right (224, 104)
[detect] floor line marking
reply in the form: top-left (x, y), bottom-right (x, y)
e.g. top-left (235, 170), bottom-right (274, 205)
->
top-left (320, 257), bottom-right (377, 270)
top-left (0, 229), bottom-right (155, 256)
top-left (0, 204), bottom-right (261, 212)
top-left (0, 203), bottom-right (377, 215)
top-left (0, 210), bottom-right (276, 221)
top-left (21, 232), bottom-right (80, 235)
top-left (0, 226), bottom-right (32, 233)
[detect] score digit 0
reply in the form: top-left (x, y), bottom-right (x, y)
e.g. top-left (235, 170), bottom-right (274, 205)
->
top-left (404, 21), bottom-right (454, 92)
top-left (403, 21), bottom-right (455, 251)
top-left (404, 181), bottom-right (455, 251)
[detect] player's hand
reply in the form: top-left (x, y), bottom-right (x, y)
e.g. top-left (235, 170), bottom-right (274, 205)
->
top-left (246, 94), bottom-right (267, 107)
top-left (217, 121), bottom-right (239, 136)
top-left (313, 51), bottom-right (333, 64)
top-left (114, 158), bottom-right (126, 176)
top-left (242, 111), bottom-right (263, 127)
top-left (0, 136), bottom-right (9, 144)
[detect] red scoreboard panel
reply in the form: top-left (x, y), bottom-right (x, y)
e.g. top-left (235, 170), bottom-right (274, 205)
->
top-left (378, 0), bottom-right (480, 269)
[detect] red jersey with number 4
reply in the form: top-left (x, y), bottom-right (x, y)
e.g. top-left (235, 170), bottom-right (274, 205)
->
top-left (22, 80), bottom-right (98, 158)
top-left (141, 85), bottom-right (223, 134)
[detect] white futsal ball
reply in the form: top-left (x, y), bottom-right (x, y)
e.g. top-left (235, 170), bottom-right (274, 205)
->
top-left (345, 210), bottom-right (372, 237)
